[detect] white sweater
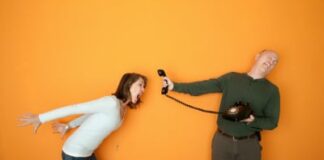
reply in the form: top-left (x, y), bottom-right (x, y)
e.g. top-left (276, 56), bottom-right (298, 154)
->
top-left (39, 96), bottom-right (123, 157)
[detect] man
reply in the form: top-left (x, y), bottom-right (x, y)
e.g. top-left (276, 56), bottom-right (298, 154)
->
top-left (162, 50), bottom-right (280, 160)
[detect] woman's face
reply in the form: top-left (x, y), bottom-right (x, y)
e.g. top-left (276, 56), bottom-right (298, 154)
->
top-left (129, 78), bottom-right (145, 104)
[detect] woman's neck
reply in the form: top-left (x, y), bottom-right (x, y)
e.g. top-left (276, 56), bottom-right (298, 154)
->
top-left (121, 99), bottom-right (130, 107)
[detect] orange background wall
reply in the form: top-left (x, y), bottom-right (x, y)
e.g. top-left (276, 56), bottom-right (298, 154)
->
top-left (1, 0), bottom-right (324, 160)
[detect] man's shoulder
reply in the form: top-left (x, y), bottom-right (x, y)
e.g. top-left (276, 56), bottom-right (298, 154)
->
top-left (264, 79), bottom-right (279, 91)
top-left (222, 72), bottom-right (245, 78)
top-left (221, 71), bottom-right (240, 76)
top-left (211, 72), bottom-right (245, 82)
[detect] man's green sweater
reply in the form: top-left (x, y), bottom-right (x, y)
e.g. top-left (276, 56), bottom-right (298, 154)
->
top-left (173, 72), bottom-right (280, 137)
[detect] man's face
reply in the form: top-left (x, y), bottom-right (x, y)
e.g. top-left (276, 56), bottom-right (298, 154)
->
top-left (255, 51), bottom-right (279, 75)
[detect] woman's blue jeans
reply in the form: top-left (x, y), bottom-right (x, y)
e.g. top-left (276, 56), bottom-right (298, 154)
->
top-left (62, 151), bottom-right (97, 160)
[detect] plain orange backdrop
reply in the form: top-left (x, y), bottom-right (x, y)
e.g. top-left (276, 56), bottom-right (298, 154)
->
top-left (1, 0), bottom-right (324, 160)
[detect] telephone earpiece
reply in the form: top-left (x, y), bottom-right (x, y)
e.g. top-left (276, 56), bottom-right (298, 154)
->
top-left (157, 69), bottom-right (168, 95)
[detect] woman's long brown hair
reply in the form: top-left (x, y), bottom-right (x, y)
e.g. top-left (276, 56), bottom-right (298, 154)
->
top-left (113, 73), bottom-right (147, 108)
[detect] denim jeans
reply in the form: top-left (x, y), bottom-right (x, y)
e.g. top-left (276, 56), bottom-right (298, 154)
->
top-left (62, 151), bottom-right (97, 160)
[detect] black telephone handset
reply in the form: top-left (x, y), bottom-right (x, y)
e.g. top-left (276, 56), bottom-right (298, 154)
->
top-left (157, 69), bottom-right (218, 114)
top-left (157, 69), bottom-right (169, 95)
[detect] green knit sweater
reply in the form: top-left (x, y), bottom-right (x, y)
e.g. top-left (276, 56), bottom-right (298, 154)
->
top-left (173, 72), bottom-right (280, 137)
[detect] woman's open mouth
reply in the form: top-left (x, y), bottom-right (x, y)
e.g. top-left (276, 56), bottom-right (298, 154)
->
top-left (137, 93), bottom-right (142, 99)
top-left (133, 93), bottom-right (141, 103)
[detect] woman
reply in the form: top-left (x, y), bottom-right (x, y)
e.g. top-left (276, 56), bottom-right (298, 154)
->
top-left (19, 73), bottom-right (147, 160)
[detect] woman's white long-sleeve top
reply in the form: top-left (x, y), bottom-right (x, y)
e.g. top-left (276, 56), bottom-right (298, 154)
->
top-left (39, 96), bottom-right (123, 157)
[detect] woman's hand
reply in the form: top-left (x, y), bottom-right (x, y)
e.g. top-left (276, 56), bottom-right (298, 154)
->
top-left (18, 113), bottom-right (41, 133)
top-left (52, 122), bottom-right (70, 138)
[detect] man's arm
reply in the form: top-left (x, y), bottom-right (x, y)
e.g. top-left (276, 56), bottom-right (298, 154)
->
top-left (167, 73), bottom-right (233, 96)
top-left (248, 87), bottom-right (280, 130)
